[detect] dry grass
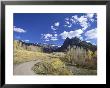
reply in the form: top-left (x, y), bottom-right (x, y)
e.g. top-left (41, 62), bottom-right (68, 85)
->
top-left (32, 58), bottom-right (73, 75)
top-left (14, 49), bottom-right (73, 75)
top-left (14, 49), bottom-right (51, 64)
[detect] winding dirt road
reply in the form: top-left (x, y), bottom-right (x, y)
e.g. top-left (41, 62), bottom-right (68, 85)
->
top-left (13, 60), bottom-right (41, 75)
top-left (13, 60), bottom-right (97, 75)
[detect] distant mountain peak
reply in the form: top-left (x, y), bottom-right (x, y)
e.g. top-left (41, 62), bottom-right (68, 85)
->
top-left (57, 37), bottom-right (97, 52)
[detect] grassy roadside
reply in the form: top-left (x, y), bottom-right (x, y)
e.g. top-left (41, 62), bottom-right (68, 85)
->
top-left (14, 49), bottom-right (51, 64)
top-left (14, 49), bottom-right (97, 75)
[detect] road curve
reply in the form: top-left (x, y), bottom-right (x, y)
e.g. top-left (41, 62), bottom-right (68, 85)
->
top-left (13, 60), bottom-right (41, 75)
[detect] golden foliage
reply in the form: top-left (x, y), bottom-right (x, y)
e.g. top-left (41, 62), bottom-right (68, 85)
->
top-left (63, 46), bottom-right (97, 69)
top-left (14, 49), bottom-right (50, 64)
top-left (32, 58), bottom-right (73, 75)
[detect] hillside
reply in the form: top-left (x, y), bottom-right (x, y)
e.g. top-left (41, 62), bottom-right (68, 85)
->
top-left (14, 40), bottom-right (59, 53)
top-left (13, 38), bottom-right (97, 75)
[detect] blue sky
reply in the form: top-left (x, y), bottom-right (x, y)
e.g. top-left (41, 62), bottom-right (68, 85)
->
top-left (14, 13), bottom-right (97, 46)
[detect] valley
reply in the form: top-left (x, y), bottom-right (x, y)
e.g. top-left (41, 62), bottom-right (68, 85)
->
top-left (13, 37), bottom-right (97, 75)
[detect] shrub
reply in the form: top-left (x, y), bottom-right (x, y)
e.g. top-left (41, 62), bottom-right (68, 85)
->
top-left (63, 45), bottom-right (97, 69)
top-left (32, 58), bottom-right (73, 75)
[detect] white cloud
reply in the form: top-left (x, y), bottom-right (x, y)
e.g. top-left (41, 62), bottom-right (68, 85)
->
top-left (51, 22), bottom-right (60, 31)
top-left (64, 17), bottom-right (74, 28)
top-left (78, 16), bottom-right (88, 23)
top-left (60, 29), bottom-right (83, 39)
top-left (64, 23), bottom-right (72, 28)
top-left (71, 15), bottom-right (89, 31)
top-left (54, 34), bottom-right (58, 37)
top-left (86, 13), bottom-right (96, 22)
top-left (65, 21), bottom-right (70, 24)
top-left (14, 26), bottom-right (26, 33)
top-left (54, 22), bottom-right (60, 27)
top-left (79, 36), bottom-right (83, 41)
top-left (85, 28), bottom-right (97, 40)
top-left (45, 39), bottom-right (50, 41)
top-left (80, 21), bottom-right (89, 31)
top-left (60, 31), bottom-right (68, 39)
top-left (25, 40), bottom-right (29, 42)
top-left (42, 33), bottom-right (58, 41)
top-left (77, 16), bottom-right (89, 31)
top-left (86, 41), bottom-right (91, 43)
top-left (64, 14), bottom-right (96, 30)
top-left (64, 25), bottom-right (67, 27)
top-left (51, 26), bottom-right (57, 31)
top-left (86, 13), bottom-right (94, 18)
top-left (90, 19), bottom-right (95, 22)
top-left (43, 33), bottom-right (52, 39)
top-left (65, 17), bottom-right (69, 21)
top-left (72, 15), bottom-right (78, 20)
top-left (70, 18), bottom-right (76, 23)
top-left (50, 36), bottom-right (58, 41)
top-left (68, 24), bottom-right (72, 28)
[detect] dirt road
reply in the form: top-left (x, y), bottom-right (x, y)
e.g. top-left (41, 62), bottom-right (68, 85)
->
top-left (13, 60), bottom-right (41, 75)
top-left (13, 60), bottom-right (97, 75)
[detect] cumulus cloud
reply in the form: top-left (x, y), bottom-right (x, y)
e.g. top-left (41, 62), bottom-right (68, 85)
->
top-left (41, 33), bottom-right (58, 41)
top-left (25, 40), bottom-right (29, 42)
top-left (65, 21), bottom-right (70, 24)
top-left (51, 26), bottom-right (57, 31)
top-left (45, 39), bottom-right (49, 41)
top-left (43, 33), bottom-right (52, 39)
top-left (50, 36), bottom-right (58, 41)
top-left (67, 14), bottom-right (96, 30)
top-left (60, 29), bottom-right (83, 39)
top-left (86, 13), bottom-right (94, 18)
top-left (90, 19), bottom-right (95, 22)
top-left (85, 28), bottom-right (97, 40)
top-left (86, 13), bottom-right (96, 23)
top-left (86, 41), bottom-right (91, 43)
top-left (70, 18), bottom-right (76, 24)
top-left (54, 34), bottom-right (58, 37)
top-left (42, 13), bottom-right (96, 43)
top-left (76, 15), bottom-right (89, 31)
top-left (64, 15), bottom-right (90, 30)
top-left (68, 24), bottom-right (72, 28)
top-left (60, 31), bottom-right (68, 39)
top-left (64, 18), bottom-right (73, 28)
top-left (78, 16), bottom-right (88, 23)
top-left (14, 26), bottom-right (26, 33)
top-left (42, 33), bottom-right (52, 41)
top-left (80, 21), bottom-right (89, 31)
top-left (79, 36), bottom-right (83, 41)
top-left (72, 15), bottom-right (78, 20)
top-left (51, 22), bottom-right (60, 31)
top-left (54, 22), bottom-right (60, 27)
top-left (65, 17), bottom-right (69, 21)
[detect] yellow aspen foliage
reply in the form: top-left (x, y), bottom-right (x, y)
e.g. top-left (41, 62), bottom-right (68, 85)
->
top-left (87, 50), bottom-right (93, 60)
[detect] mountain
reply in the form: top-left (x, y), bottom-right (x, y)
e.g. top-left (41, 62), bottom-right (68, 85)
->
top-left (14, 37), bottom-right (97, 53)
top-left (14, 40), bottom-right (59, 53)
top-left (57, 37), bottom-right (97, 52)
